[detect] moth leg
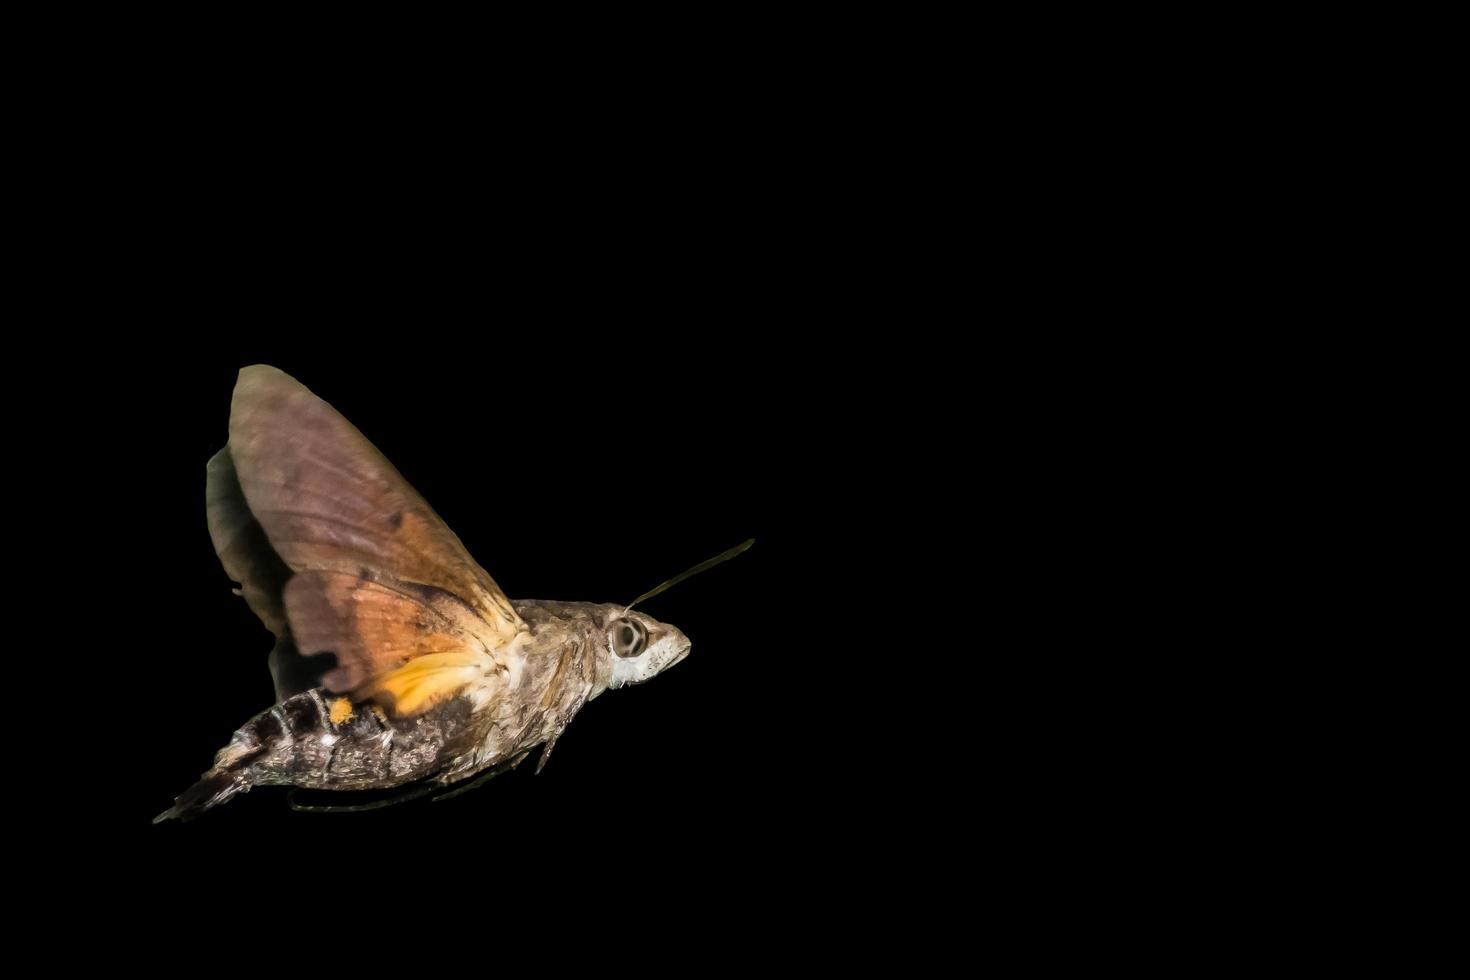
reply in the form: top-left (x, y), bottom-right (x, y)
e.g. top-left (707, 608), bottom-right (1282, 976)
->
top-left (286, 782), bottom-right (437, 814)
top-left (536, 735), bottom-right (560, 774)
top-left (430, 751), bottom-right (531, 803)
top-left (536, 692), bottom-right (587, 774)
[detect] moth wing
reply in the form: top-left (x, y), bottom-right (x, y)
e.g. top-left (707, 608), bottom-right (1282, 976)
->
top-left (207, 447), bottom-right (325, 700)
top-left (221, 364), bottom-right (524, 715)
top-left (284, 572), bottom-right (498, 716)
top-left (205, 446), bottom-right (290, 637)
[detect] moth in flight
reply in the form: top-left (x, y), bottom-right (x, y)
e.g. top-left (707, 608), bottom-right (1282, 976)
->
top-left (157, 365), bottom-right (750, 821)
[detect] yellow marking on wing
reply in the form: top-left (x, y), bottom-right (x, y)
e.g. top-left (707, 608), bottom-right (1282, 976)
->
top-left (362, 651), bottom-right (488, 717)
top-left (329, 698), bottom-right (355, 724)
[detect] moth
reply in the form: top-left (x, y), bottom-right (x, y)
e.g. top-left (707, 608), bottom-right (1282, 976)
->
top-left (156, 365), bottom-right (749, 821)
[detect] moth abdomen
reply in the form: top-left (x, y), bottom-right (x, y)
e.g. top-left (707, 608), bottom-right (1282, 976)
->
top-left (155, 690), bottom-right (488, 821)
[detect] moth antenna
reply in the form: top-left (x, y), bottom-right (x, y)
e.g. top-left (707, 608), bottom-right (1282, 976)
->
top-left (625, 538), bottom-right (755, 613)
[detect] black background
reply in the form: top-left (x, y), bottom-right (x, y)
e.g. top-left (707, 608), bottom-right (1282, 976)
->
top-left (12, 33), bottom-right (1021, 956)
top-left (9, 39), bottom-right (1289, 954)
top-left (27, 115), bottom-right (965, 927)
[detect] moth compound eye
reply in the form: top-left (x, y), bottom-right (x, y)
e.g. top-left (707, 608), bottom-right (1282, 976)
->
top-left (612, 619), bottom-right (646, 658)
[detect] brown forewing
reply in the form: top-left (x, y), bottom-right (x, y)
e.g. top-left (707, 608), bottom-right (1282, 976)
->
top-left (211, 365), bottom-right (524, 713)
top-left (225, 364), bottom-right (525, 654)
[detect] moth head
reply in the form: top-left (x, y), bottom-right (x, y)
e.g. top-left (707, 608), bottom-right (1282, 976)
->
top-left (605, 610), bottom-right (691, 689)
top-left (598, 537), bottom-right (752, 691)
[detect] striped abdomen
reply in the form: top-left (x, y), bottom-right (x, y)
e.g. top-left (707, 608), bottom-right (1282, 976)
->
top-left (230, 689), bottom-right (481, 791)
top-left (156, 691), bottom-right (484, 821)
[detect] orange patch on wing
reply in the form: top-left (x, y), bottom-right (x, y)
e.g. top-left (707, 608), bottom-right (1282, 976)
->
top-left (329, 698), bottom-right (355, 724)
top-left (362, 651), bottom-right (488, 717)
